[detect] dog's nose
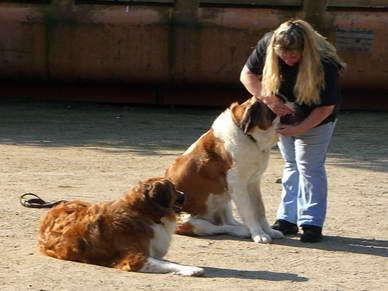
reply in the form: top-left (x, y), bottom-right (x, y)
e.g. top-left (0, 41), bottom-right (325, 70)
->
top-left (175, 190), bottom-right (185, 205)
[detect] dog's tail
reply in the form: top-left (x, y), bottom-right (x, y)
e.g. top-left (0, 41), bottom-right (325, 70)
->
top-left (20, 192), bottom-right (67, 208)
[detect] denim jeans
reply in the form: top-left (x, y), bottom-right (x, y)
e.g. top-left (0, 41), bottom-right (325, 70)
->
top-left (276, 121), bottom-right (336, 228)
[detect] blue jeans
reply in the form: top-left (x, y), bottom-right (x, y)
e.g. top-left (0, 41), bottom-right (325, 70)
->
top-left (276, 122), bottom-right (336, 228)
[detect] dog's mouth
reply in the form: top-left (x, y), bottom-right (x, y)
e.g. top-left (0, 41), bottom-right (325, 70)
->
top-left (173, 190), bottom-right (185, 213)
top-left (279, 104), bottom-right (306, 125)
top-left (280, 113), bottom-right (301, 125)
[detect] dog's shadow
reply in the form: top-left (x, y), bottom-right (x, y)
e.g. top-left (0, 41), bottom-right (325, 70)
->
top-left (200, 266), bottom-right (308, 281)
top-left (276, 235), bottom-right (388, 257)
top-left (201, 234), bottom-right (388, 258)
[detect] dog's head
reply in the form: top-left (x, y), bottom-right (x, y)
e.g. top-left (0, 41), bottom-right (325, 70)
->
top-left (134, 178), bottom-right (185, 221)
top-left (230, 97), bottom-right (276, 134)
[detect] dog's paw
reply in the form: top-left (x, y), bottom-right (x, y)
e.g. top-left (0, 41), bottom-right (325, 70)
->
top-left (269, 229), bottom-right (284, 239)
top-left (252, 233), bottom-right (272, 243)
top-left (175, 266), bottom-right (204, 277)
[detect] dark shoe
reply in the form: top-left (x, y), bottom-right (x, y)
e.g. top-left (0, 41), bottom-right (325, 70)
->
top-left (272, 219), bottom-right (298, 235)
top-left (301, 225), bottom-right (322, 243)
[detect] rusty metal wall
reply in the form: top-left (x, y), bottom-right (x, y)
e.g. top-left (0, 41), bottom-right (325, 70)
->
top-left (0, 0), bottom-right (387, 109)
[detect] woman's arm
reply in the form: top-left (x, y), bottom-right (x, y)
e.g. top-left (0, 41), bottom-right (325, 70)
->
top-left (240, 65), bottom-right (294, 116)
top-left (277, 105), bottom-right (335, 136)
top-left (240, 65), bottom-right (262, 96)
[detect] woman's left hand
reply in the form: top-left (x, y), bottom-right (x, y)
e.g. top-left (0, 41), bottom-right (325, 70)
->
top-left (276, 124), bottom-right (305, 136)
top-left (277, 105), bottom-right (335, 136)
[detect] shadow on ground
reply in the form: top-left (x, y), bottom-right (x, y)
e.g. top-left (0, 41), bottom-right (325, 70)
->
top-left (275, 235), bottom-right (388, 258)
top-left (0, 101), bottom-right (387, 171)
top-left (201, 266), bottom-right (308, 281)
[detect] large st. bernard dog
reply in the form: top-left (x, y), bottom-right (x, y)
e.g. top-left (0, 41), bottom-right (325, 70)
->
top-left (38, 177), bottom-right (204, 276)
top-left (165, 97), bottom-right (284, 243)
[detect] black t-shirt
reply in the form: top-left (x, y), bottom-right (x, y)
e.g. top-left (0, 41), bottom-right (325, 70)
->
top-left (246, 32), bottom-right (342, 125)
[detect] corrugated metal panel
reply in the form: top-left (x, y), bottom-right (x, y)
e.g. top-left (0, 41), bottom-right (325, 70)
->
top-left (0, 0), bottom-right (387, 110)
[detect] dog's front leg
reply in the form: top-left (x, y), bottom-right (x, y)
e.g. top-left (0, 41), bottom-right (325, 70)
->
top-left (221, 201), bottom-right (245, 226)
top-left (139, 258), bottom-right (204, 277)
top-left (248, 180), bottom-right (284, 240)
top-left (116, 256), bottom-right (204, 276)
top-left (227, 170), bottom-right (272, 243)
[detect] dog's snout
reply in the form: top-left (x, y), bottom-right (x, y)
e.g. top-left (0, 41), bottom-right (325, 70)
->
top-left (173, 190), bottom-right (185, 214)
top-left (175, 190), bottom-right (185, 205)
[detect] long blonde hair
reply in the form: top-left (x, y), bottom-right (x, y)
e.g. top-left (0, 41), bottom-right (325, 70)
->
top-left (261, 19), bottom-right (346, 105)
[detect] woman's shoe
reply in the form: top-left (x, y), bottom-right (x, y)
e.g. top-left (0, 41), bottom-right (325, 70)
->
top-left (301, 225), bottom-right (322, 243)
top-left (271, 219), bottom-right (298, 235)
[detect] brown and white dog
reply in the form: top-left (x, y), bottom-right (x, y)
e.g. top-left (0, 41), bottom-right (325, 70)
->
top-left (38, 177), bottom-right (204, 276)
top-left (165, 97), bottom-right (284, 243)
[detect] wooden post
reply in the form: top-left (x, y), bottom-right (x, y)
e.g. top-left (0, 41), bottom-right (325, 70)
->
top-left (302, 0), bottom-right (328, 33)
top-left (168, 0), bottom-right (200, 83)
top-left (175, 0), bottom-right (199, 13)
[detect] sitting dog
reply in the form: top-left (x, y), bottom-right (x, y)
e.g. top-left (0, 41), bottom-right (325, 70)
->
top-left (38, 177), bottom-right (204, 276)
top-left (165, 97), bottom-right (284, 243)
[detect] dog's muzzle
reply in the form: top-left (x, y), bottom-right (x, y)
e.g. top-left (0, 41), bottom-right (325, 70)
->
top-left (280, 103), bottom-right (306, 125)
top-left (173, 190), bottom-right (185, 213)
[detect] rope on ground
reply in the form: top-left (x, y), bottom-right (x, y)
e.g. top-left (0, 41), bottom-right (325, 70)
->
top-left (19, 192), bottom-right (67, 208)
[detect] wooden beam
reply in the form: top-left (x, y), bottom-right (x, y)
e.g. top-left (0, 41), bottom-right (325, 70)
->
top-left (328, 0), bottom-right (388, 8)
top-left (199, 0), bottom-right (301, 7)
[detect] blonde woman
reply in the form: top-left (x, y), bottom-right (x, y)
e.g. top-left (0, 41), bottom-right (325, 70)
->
top-left (240, 19), bottom-right (346, 243)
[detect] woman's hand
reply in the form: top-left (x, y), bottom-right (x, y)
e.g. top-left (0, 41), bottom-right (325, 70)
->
top-left (277, 105), bottom-right (335, 136)
top-left (260, 95), bottom-right (294, 116)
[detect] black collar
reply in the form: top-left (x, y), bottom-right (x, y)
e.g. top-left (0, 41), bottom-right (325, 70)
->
top-left (247, 134), bottom-right (257, 144)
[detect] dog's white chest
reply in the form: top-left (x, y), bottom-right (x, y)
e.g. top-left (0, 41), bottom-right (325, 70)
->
top-left (149, 218), bottom-right (176, 259)
top-left (212, 110), bottom-right (276, 163)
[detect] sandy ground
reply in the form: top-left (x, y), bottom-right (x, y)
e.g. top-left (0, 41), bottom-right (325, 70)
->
top-left (1, 100), bottom-right (387, 291)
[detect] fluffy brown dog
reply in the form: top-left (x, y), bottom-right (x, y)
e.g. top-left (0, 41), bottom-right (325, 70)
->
top-left (38, 177), bottom-right (204, 276)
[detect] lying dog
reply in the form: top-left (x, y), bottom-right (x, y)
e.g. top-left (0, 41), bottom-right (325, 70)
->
top-left (165, 97), bottom-right (284, 243)
top-left (38, 177), bottom-right (204, 276)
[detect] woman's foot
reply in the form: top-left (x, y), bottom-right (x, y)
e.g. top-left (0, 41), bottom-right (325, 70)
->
top-left (301, 225), bottom-right (322, 243)
top-left (271, 219), bottom-right (298, 235)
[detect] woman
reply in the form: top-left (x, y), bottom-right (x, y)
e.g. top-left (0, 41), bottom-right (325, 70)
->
top-left (240, 19), bottom-right (346, 243)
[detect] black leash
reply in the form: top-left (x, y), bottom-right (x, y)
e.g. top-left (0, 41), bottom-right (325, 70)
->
top-left (19, 192), bottom-right (67, 208)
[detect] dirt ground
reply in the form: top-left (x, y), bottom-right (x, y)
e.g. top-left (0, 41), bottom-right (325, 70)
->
top-left (1, 100), bottom-right (387, 291)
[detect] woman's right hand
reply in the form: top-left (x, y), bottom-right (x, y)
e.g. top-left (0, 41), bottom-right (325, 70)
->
top-left (259, 95), bottom-right (294, 116)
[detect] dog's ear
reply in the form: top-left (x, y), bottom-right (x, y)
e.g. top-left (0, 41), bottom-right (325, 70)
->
top-left (231, 99), bottom-right (274, 133)
top-left (240, 101), bottom-right (262, 133)
top-left (145, 178), bottom-right (174, 210)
